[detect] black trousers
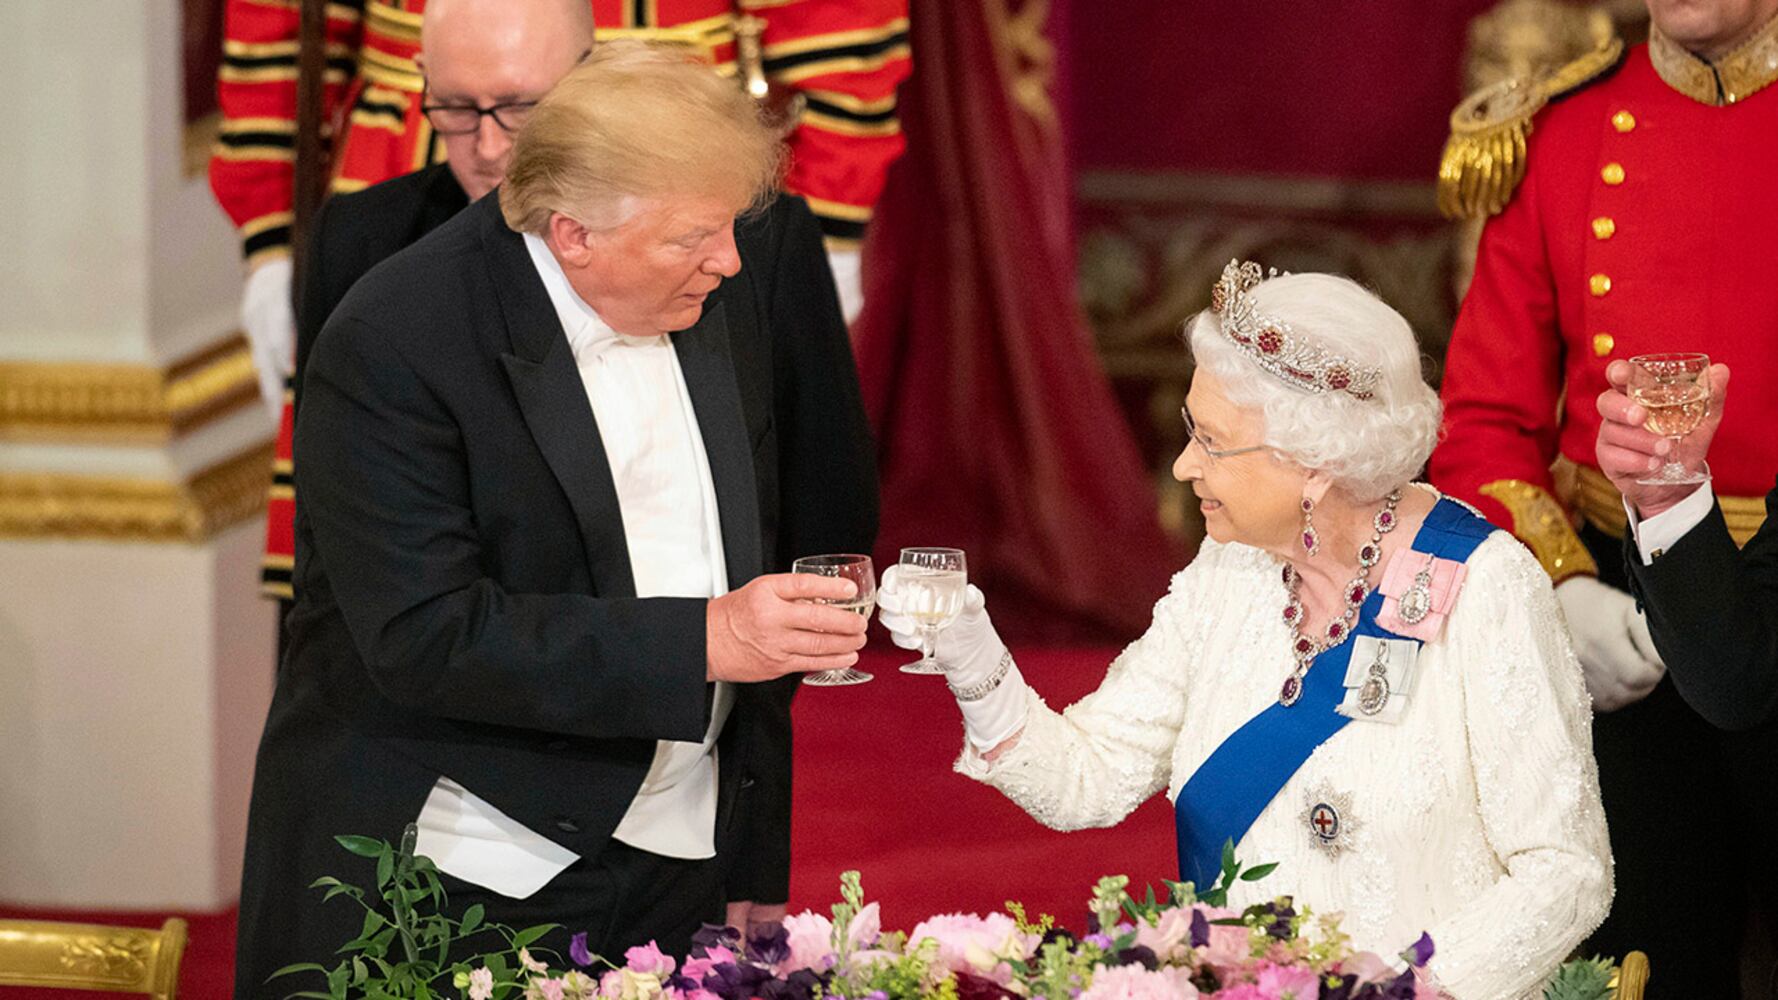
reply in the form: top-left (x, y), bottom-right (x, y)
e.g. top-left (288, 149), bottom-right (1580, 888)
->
top-left (437, 842), bottom-right (726, 970)
top-left (1583, 524), bottom-right (1744, 997)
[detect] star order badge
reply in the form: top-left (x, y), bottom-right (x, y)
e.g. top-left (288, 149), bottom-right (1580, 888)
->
top-left (1301, 782), bottom-right (1359, 858)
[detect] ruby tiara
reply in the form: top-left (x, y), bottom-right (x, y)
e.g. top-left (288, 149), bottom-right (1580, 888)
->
top-left (1208, 260), bottom-right (1382, 401)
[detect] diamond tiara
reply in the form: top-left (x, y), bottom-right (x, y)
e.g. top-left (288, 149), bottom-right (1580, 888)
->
top-left (1207, 260), bottom-right (1382, 401)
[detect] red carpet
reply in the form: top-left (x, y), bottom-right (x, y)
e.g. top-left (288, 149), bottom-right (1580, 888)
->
top-left (1, 645), bottom-right (1173, 997)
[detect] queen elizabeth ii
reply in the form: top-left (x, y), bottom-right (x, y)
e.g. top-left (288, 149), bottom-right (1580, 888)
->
top-left (878, 263), bottom-right (1612, 998)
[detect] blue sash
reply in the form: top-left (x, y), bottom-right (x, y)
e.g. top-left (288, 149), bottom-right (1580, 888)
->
top-left (1172, 498), bottom-right (1493, 886)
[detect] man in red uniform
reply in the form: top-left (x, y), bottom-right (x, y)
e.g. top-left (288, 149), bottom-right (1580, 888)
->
top-left (1431, 0), bottom-right (1778, 990)
top-left (209, 0), bottom-right (909, 606)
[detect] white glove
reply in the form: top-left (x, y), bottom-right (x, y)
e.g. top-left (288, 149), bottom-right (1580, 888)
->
top-left (241, 256), bottom-right (296, 422)
top-left (1556, 576), bottom-right (1665, 712)
top-left (877, 566), bottom-right (1028, 751)
top-left (826, 246), bottom-right (864, 325)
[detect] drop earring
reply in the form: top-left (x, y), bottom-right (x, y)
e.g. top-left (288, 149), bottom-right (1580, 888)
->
top-left (1300, 495), bottom-right (1320, 556)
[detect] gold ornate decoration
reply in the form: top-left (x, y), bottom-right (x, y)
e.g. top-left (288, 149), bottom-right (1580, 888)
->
top-left (0, 443), bottom-right (274, 543)
top-left (1649, 10), bottom-right (1778, 105)
top-left (1478, 478), bottom-right (1600, 582)
top-left (0, 336), bottom-right (260, 444)
top-left (1566, 460), bottom-right (1768, 547)
top-left (1438, 35), bottom-right (1625, 220)
top-left (0, 917), bottom-right (186, 998)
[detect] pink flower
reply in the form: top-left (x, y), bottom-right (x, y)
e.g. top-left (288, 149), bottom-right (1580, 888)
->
top-left (526, 978), bottom-right (566, 1000)
top-left (1078, 963), bottom-right (1199, 999)
top-left (681, 945), bottom-right (736, 982)
top-left (623, 941), bottom-right (676, 977)
top-left (906, 913), bottom-right (1037, 986)
top-left (1216, 986), bottom-right (1268, 1000)
top-left (1337, 952), bottom-right (1392, 983)
top-left (468, 967), bottom-right (495, 1000)
top-left (1132, 907), bottom-right (1194, 964)
top-left (1192, 905), bottom-right (1252, 973)
top-left (775, 910), bottom-right (837, 975)
top-left (845, 901), bottom-right (882, 951)
top-left (1255, 962), bottom-right (1321, 999)
top-left (520, 948), bottom-right (549, 974)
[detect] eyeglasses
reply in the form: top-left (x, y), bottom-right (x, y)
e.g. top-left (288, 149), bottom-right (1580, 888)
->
top-left (1181, 406), bottom-right (1266, 460)
top-left (420, 90), bottom-right (540, 135)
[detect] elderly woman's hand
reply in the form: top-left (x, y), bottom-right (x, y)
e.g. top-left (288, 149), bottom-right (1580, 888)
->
top-left (878, 568), bottom-right (1028, 751)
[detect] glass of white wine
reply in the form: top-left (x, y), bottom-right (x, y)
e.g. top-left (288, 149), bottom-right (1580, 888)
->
top-left (1627, 352), bottom-right (1712, 486)
top-left (792, 554), bottom-right (876, 687)
top-left (897, 547), bottom-right (967, 675)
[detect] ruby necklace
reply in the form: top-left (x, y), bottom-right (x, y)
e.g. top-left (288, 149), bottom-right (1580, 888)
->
top-left (1278, 488), bottom-right (1402, 707)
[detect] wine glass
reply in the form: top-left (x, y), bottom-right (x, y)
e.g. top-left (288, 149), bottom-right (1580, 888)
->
top-left (896, 547), bottom-right (967, 675)
top-left (792, 554), bottom-right (876, 687)
top-left (1626, 353), bottom-right (1712, 486)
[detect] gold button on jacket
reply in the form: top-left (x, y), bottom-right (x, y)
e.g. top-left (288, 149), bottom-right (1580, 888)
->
top-left (1593, 333), bottom-right (1615, 356)
top-left (1612, 110), bottom-right (1637, 132)
top-left (1592, 216), bottom-right (1616, 239)
top-left (1602, 162), bottom-right (1626, 185)
top-left (1590, 273), bottom-right (1612, 296)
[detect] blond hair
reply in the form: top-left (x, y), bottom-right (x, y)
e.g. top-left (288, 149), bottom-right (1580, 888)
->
top-left (500, 41), bottom-right (785, 233)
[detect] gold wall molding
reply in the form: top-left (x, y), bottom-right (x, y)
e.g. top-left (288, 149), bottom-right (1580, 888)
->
top-left (0, 335), bottom-right (261, 444)
top-left (0, 442), bottom-right (273, 543)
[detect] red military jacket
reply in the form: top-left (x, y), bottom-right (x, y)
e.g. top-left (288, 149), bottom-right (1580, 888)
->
top-left (1430, 23), bottom-right (1778, 583)
top-left (212, 0), bottom-right (910, 598)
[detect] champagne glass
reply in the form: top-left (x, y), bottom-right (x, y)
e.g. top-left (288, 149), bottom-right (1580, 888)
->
top-left (897, 547), bottom-right (967, 675)
top-left (792, 554), bottom-right (876, 687)
top-left (1626, 353), bottom-right (1712, 486)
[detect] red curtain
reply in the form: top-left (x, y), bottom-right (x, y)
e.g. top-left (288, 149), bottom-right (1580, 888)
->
top-left (851, 0), bottom-right (1183, 642)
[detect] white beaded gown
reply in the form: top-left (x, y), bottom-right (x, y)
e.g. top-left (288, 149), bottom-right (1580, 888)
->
top-left (957, 518), bottom-right (1612, 999)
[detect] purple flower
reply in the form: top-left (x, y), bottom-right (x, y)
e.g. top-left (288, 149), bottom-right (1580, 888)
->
top-left (1083, 933), bottom-right (1114, 950)
top-left (954, 971), bottom-right (1023, 1000)
top-left (1189, 909), bottom-right (1210, 949)
top-left (746, 922), bottom-right (790, 965)
top-left (569, 932), bottom-right (594, 968)
top-left (1401, 932), bottom-right (1434, 968)
top-left (691, 923), bottom-right (741, 958)
top-left (1114, 945), bottom-right (1159, 971)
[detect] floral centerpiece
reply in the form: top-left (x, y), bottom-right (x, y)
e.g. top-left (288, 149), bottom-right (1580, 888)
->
top-left (275, 830), bottom-right (1619, 1000)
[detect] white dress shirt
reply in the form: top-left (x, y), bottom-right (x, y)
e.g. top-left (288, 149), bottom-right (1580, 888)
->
top-left (1623, 482), bottom-right (1716, 565)
top-left (413, 233), bottom-right (734, 898)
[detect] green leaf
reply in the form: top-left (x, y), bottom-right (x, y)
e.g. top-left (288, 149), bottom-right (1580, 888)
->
top-left (1241, 862), bottom-right (1280, 882)
top-left (268, 962), bottom-right (331, 980)
top-left (321, 885), bottom-right (362, 904)
top-left (360, 910), bottom-right (387, 938)
top-left (285, 991), bottom-right (339, 999)
top-left (510, 923), bottom-right (560, 950)
top-left (1220, 839), bottom-right (1236, 872)
top-left (460, 903), bottom-right (485, 937)
top-left (307, 876), bottom-right (344, 890)
top-left (336, 834), bottom-right (387, 858)
top-left (375, 850), bottom-right (395, 889)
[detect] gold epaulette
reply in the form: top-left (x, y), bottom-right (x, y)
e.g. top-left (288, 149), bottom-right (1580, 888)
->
top-left (1437, 36), bottom-right (1626, 220)
top-left (1478, 479), bottom-right (1599, 584)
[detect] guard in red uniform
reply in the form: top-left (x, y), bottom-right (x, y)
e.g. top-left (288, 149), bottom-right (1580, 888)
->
top-left (209, 0), bottom-right (910, 607)
top-left (1431, 1), bottom-right (1778, 990)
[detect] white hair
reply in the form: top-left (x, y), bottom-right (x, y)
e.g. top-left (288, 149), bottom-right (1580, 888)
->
top-left (1186, 272), bottom-right (1441, 501)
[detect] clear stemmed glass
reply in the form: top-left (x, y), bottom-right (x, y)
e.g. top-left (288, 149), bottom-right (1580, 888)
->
top-left (792, 554), bottom-right (876, 687)
top-left (897, 547), bottom-right (967, 675)
top-left (1627, 352), bottom-right (1712, 486)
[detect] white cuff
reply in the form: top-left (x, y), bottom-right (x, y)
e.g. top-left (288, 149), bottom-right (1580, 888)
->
top-left (959, 662), bottom-right (1030, 752)
top-left (1624, 483), bottom-right (1715, 566)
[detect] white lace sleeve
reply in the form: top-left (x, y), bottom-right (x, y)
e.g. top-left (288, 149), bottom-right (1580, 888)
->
top-left (1423, 535), bottom-right (1614, 999)
top-left (953, 563), bottom-right (1204, 831)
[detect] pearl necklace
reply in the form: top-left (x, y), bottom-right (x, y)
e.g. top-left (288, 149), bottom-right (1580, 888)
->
top-left (1278, 489), bottom-right (1402, 707)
